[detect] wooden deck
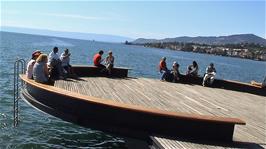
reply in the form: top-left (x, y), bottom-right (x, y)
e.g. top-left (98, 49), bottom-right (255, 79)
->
top-left (54, 77), bottom-right (266, 148)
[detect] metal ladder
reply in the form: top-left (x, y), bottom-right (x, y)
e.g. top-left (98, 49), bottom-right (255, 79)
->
top-left (13, 59), bottom-right (26, 127)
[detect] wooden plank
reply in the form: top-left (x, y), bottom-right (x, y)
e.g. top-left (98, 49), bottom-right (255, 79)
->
top-left (50, 76), bottom-right (266, 147)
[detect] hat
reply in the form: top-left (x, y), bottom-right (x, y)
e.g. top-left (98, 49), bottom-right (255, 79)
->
top-left (32, 50), bottom-right (42, 58)
top-left (108, 50), bottom-right (112, 54)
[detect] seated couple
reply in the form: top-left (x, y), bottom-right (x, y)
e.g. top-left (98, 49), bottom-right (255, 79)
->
top-left (28, 53), bottom-right (56, 84)
top-left (48, 47), bottom-right (75, 80)
top-left (93, 50), bottom-right (114, 75)
top-left (159, 57), bottom-right (180, 83)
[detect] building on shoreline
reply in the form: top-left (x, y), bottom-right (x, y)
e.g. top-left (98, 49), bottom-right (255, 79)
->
top-left (138, 42), bottom-right (266, 61)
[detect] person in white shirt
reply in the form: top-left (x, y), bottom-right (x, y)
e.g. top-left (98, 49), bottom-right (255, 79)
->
top-left (48, 47), bottom-right (62, 80)
top-left (48, 47), bottom-right (60, 66)
top-left (171, 61), bottom-right (180, 83)
top-left (105, 51), bottom-right (115, 75)
top-left (26, 50), bottom-right (42, 79)
top-left (202, 63), bottom-right (216, 87)
top-left (60, 48), bottom-right (72, 75)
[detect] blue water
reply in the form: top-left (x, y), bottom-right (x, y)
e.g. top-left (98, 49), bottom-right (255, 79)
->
top-left (0, 31), bottom-right (265, 148)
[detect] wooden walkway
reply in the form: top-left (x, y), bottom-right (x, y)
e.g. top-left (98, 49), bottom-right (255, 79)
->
top-left (54, 77), bottom-right (266, 148)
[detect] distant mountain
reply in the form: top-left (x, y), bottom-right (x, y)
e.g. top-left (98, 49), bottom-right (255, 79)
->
top-left (0, 26), bottom-right (134, 43)
top-left (132, 34), bottom-right (266, 45)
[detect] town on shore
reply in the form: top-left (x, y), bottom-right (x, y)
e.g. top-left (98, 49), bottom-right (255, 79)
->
top-left (126, 41), bottom-right (266, 61)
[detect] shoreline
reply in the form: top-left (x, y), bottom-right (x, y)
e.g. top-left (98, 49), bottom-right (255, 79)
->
top-left (127, 43), bottom-right (266, 62)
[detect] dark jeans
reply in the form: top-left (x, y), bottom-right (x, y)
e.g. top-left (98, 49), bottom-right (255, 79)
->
top-left (160, 70), bottom-right (170, 81)
top-left (50, 59), bottom-right (63, 80)
top-left (63, 64), bottom-right (72, 74)
top-left (95, 64), bottom-right (106, 68)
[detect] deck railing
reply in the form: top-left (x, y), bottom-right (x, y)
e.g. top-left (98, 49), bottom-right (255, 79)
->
top-left (13, 58), bottom-right (26, 127)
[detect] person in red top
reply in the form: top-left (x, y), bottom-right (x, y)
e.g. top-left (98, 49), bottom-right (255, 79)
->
top-left (159, 57), bottom-right (167, 72)
top-left (159, 57), bottom-right (169, 81)
top-left (93, 50), bottom-right (105, 68)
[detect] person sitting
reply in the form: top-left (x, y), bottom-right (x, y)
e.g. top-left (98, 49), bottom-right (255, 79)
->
top-left (48, 47), bottom-right (62, 80)
top-left (171, 61), bottom-right (180, 83)
top-left (33, 54), bottom-right (49, 84)
top-left (159, 57), bottom-right (170, 81)
top-left (202, 63), bottom-right (216, 87)
top-left (26, 50), bottom-right (42, 79)
top-left (251, 76), bottom-right (266, 88)
top-left (186, 61), bottom-right (199, 77)
top-left (93, 50), bottom-right (105, 68)
top-left (60, 48), bottom-right (73, 77)
top-left (105, 50), bottom-right (115, 75)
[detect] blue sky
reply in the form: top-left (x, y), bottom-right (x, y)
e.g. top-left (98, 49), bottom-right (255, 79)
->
top-left (1, 1), bottom-right (265, 39)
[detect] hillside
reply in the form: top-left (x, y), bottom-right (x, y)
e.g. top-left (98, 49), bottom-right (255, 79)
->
top-left (132, 34), bottom-right (266, 45)
top-left (1, 26), bottom-right (133, 43)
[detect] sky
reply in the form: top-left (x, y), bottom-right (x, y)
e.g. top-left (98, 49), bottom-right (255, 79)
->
top-left (1, 1), bottom-right (265, 39)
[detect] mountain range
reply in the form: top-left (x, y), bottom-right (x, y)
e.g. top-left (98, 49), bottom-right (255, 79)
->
top-left (0, 26), bottom-right (133, 43)
top-left (132, 34), bottom-right (266, 46)
top-left (1, 26), bottom-right (265, 46)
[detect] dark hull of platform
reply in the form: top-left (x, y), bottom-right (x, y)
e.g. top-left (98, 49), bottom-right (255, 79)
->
top-left (20, 76), bottom-right (242, 142)
top-left (72, 65), bottom-right (130, 78)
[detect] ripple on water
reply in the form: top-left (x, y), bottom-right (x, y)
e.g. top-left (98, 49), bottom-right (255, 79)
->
top-left (1, 32), bottom-right (265, 148)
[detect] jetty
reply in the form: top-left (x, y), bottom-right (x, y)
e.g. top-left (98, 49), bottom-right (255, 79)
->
top-left (19, 65), bottom-right (266, 148)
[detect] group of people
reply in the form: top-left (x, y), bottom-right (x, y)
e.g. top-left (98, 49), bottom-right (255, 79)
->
top-left (159, 57), bottom-right (181, 83)
top-left (26, 48), bottom-right (115, 84)
top-left (93, 50), bottom-right (115, 75)
top-left (159, 57), bottom-right (216, 86)
top-left (26, 47), bottom-right (265, 88)
top-left (26, 47), bottom-right (74, 84)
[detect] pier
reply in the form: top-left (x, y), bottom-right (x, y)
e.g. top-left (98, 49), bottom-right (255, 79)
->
top-left (54, 76), bottom-right (266, 148)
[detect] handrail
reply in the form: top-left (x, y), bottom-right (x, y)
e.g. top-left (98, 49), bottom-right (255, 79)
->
top-left (13, 58), bottom-right (26, 127)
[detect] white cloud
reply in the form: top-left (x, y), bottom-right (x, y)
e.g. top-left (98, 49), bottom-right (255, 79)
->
top-left (39, 13), bottom-right (109, 21)
top-left (2, 9), bottom-right (120, 21)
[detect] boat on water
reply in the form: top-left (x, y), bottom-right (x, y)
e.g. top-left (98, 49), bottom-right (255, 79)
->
top-left (19, 65), bottom-right (266, 145)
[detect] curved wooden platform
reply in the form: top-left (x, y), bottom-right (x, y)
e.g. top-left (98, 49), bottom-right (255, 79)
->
top-left (19, 71), bottom-right (249, 143)
top-left (53, 76), bottom-right (265, 148)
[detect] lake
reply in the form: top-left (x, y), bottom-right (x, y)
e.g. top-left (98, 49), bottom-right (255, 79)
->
top-left (0, 31), bottom-right (265, 148)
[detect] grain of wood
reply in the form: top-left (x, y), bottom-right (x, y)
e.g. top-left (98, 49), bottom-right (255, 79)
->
top-left (54, 77), bottom-right (266, 149)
